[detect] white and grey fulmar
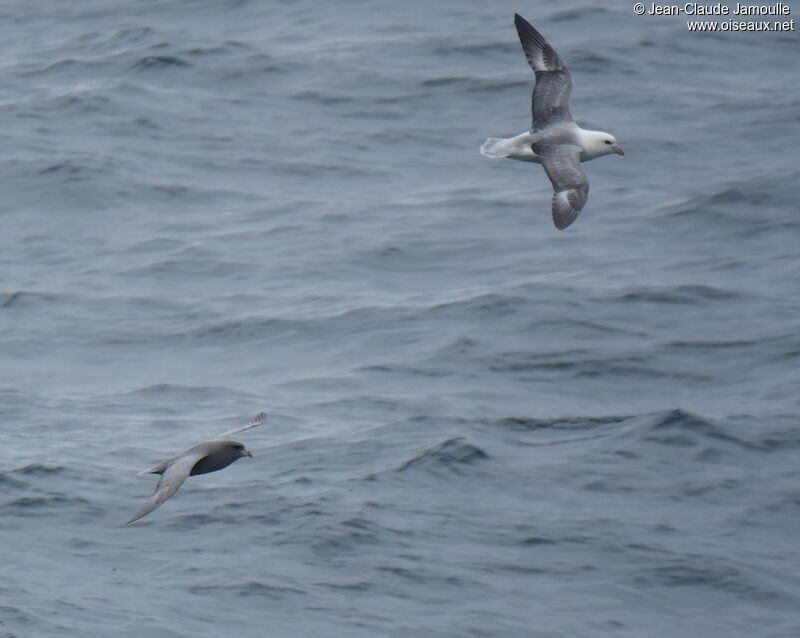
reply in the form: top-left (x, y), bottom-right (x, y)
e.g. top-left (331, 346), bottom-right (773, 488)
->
top-left (481, 14), bottom-right (624, 229)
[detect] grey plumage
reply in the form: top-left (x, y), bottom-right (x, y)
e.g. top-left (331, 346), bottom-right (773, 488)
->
top-left (515, 13), bottom-right (573, 130)
top-left (535, 143), bottom-right (588, 230)
top-left (480, 14), bottom-right (623, 229)
top-left (126, 412), bottom-right (267, 524)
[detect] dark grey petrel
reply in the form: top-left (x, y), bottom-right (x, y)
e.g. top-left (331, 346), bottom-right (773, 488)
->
top-left (127, 411), bottom-right (267, 524)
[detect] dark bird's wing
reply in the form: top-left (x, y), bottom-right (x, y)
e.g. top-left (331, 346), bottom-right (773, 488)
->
top-left (514, 14), bottom-right (574, 131)
top-left (126, 452), bottom-right (206, 524)
top-left (214, 411), bottom-right (267, 439)
top-left (533, 143), bottom-right (589, 230)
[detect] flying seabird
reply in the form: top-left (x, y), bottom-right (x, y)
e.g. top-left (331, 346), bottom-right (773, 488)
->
top-left (126, 411), bottom-right (267, 524)
top-left (481, 14), bottom-right (624, 229)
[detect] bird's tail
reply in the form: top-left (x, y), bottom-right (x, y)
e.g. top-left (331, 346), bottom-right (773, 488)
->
top-left (480, 137), bottom-right (512, 159)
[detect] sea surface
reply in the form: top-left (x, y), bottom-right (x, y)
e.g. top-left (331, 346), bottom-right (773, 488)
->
top-left (1, 1), bottom-right (799, 636)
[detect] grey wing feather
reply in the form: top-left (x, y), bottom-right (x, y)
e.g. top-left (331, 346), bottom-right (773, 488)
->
top-left (514, 14), bottom-right (574, 130)
top-left (213, 411), bottom-right (267, 439)
top-left (534, 144), bottom-right (589, 230)
top-left (126, 452), bottom-right (205, 524)
top-left (139, 458), bottom-right (171, 476)
top-left (514, 14), bottom-right (567, 72)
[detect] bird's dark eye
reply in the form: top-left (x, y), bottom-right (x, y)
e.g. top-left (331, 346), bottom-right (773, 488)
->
top-left (604, 140), bottom-right (612, 145)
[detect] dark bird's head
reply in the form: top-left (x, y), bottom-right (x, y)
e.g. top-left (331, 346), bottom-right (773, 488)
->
top-left (227, 440), bottom-right (253, 459)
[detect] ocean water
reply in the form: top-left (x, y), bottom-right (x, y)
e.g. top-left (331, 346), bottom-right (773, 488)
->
top-left (1, 0), bottom-right (799, 636)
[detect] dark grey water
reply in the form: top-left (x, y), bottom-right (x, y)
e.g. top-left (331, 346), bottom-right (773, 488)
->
top-left (1, 1), bottom-right (799, 636)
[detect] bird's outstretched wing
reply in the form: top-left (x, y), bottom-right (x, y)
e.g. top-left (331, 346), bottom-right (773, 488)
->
top-left (533, 143), bottom-right (589, 230)
top-left (213, 411), bottom-right (267, 439)
top-left (514, 14), bottom-right (574, 131)
top-left (127, 452), bottom-right (207, 524)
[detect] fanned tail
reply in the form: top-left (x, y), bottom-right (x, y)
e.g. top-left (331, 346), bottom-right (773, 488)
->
top-left (480, 137), bottom-right (511, 159)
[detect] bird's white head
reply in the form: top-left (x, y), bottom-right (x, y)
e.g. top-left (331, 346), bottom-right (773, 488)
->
top-left (580, 130), bottom-right (624, 160)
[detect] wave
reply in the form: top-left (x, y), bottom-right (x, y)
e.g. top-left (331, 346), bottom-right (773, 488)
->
top-left (550, 6), bottom-right (614, 21)
top-left (0, 290), bottom-right (64, 309)
top-left (2, 493), bottom-right (90, 513)
top-left (485, 351), bottom-right (706, 381)
top-left (655, 174), bottom-right (798, 231)
top-left (86, 26), bottom-right (155, 51)
top-left (0, 473), bottom-right (28, 489)
top-left (491, 414), bottom-right (631, 432)
top-left (633, 556), bottom-right (782, 601)
top-left (188, 581), bottom-right (307, 598)
top-left (632, 409), bottom-right (754, 449)
top-left (118, 382), bottom-right (257, 400)
top-left (419, 76), bottom-right (528, 93)
top-left (605, 284), bottom-right (742, 304)
top-left (488, 409), bottom-right (759, 459)
top-left (433, 41), bottom-right (515, 56)
top-left (395, 436), bottom-right (489, 474)
top-left (130, 55), bottom-right (190, 71)
top-left (9, 463), bottom-right (67, 476)
top-left (37, 157), bottom-right (115, 178)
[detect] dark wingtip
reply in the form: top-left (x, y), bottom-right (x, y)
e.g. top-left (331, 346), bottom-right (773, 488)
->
top-left (514, 13), bottom-right (536, 34)
top-left (551, 191), bottom-right (584, 230)
top-left (513, 13), bottom-right (564, 74)
top-left (553, 216), bottom-right (574, 231)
